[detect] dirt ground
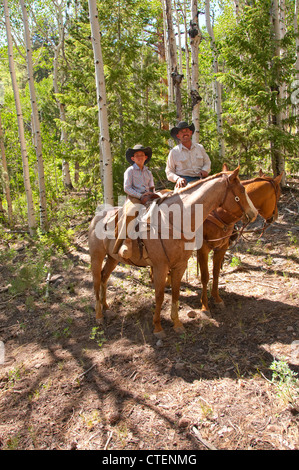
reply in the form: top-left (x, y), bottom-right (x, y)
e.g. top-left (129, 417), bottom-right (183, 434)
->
top-left (0, 180), bottom-right (298, 451)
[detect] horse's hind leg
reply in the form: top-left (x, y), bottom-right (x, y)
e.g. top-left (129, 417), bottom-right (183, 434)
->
top-left (170, 264), bottom-right (188, 333)
top-left (152, 265), bottom-right (169, 337)
top-left (211, 246), bottom-right (228, 309)
top-left (197, 245), bottom-right (211, 313)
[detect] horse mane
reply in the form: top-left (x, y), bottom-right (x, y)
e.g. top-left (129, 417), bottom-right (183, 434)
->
top-left (158, 171), bottom-right (227, 204)
top-left (242, 176), bottom-right (275, 186)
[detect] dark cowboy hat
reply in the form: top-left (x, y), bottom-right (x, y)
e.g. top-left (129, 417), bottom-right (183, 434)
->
top-left (170, 121), bottom-right (195, 140)
top-left (125, 144), bottom-right (152, 164)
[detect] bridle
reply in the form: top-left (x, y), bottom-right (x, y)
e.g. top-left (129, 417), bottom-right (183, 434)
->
top-left (206, 177), bottom-right (279, 244)
top-left (219, 174), bottom-right (253, 224)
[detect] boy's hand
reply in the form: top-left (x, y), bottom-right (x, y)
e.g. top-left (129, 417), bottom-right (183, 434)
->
top-left (140, 192), bottom-right (160, 205)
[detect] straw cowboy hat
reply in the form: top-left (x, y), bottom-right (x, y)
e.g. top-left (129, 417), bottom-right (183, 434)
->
top-left (125, 144), bottom-right (152, 164)
top-left (170, 121), bottom-right (195, 140)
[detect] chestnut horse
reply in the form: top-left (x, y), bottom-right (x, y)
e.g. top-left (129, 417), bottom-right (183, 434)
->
top-left (88, 168), bottom-right (257, 337)
top-left (197, 169), bottom-right (283, 314)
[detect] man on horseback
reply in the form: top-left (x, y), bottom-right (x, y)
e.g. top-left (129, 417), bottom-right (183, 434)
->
top-left (113, 144), bottom-right (159, 259)
top-left (166, 121), bottom-right (211, 189)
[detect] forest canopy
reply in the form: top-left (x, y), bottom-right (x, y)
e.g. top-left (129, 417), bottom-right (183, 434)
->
top-left (0, 0), bottom-right (298, 233)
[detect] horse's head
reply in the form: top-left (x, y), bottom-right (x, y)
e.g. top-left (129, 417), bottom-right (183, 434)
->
top-left (244, 172), bottom-right (283, 224)
top-left (221, 167), bottom-right (258, 224)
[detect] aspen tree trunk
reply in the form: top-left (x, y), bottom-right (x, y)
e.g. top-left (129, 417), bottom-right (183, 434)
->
top-left (294, 0), bottom-right (299, 133)
top-left (3, 0), bottom-right (36, 235)
top-left (164, 0), bottom-right (183, 123)
top-left (182, 0), bottom-right (191, 95)
top-left (20, 0), bottom-right (48, 231)
top-left (162, 0), bottom-right (173, 107)
top-left (157, 9), bottom-right (169, 132)
top-left (0, 111), bottom-right (13, 224)
top-left (205, 0), bottom-right (225, 159)
top-left (274, 0), bottom-right (286, 124)
top-left (271, 0), bottom-right (286, 183)
top-left (52, 0), bottom-right (73, 190)
top-left (233, 0), bottom-right (241, 22)
top-left (88, 0), bottom-right (113, 205)
top-left (174, 0), bottom-right (183, 76)
top-left (189, 0), bottom-right (202, 144)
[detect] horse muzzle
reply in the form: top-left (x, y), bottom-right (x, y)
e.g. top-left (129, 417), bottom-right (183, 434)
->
top-left (242, 207), bottom-right (258, 224)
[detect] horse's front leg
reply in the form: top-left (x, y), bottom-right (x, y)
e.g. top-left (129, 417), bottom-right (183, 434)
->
top-left (152, 265), bottom-right (168, 338)
top-left (170, 264), bottom-right (188, 333)
top-left (211, 245), bottom-right (228, 309)
top-left (90, 255), bottom-right (105, 322)
top-left (101, 255), bottom-right (118, 311)
top-left (197, 245), bottom-right (211, 313)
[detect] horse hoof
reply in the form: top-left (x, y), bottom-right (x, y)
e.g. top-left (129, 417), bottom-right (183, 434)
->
top-left (105, 309), bottom-right (117, 320)
top-left (154, 329), bottom-right (166, 339)
top-left (96, 317), bottom-right (104, 326)
top-left (174, 325), bottom-right (185, 334)
top-left (199, 311), bottom-right (212, 321)
top-left (200, 309), bottom-right (210, 316)
top-left (215, 301), bottom-right (225, 310)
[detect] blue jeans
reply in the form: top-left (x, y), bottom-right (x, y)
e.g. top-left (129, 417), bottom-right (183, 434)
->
top-left (179, 175), bottom-right (202, 184)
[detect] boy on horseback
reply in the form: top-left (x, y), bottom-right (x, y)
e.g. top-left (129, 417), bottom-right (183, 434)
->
top-left (113, 144), bottom-right (159, 259)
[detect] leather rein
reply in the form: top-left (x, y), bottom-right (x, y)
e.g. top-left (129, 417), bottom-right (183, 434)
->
top-left (206, 178), bottom-right (279, 243)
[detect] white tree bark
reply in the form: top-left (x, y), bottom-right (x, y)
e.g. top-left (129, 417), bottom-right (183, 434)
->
top-left (162, 0), bottom-right (173, 106)
top-left (3, 0), bottom-right (36, 235)
top-left (273, 0), bottom-right (286, 124)
top-left (272, 0), bottom-right (286, 182)
top-left (294, 0), bottom-right (299, 132)
top-left (20, 0), bottom-right (48, 231)
top-left (0, 111), bottom-right (13, 224)
top-left (189, 0), bottom-right (202, 143)
top-left (88, 0), bottom-right (114, 205)
top-left (164, 0), bottom-right (183, 123)
top-left (205, 0), bottom-right (225, 159)
top-left (174, 0), bottom-right (183, 75)
top-left (182, 0), bottom-right (191, 95)
top-left (233, 0), bottom-right (240, 23)
top-left (52, 0), bottom-right (73, 190)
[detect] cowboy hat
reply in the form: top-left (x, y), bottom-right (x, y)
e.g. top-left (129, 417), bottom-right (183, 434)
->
top-left (170, 121), bottom-right (195, 140)
top-left (126, 144), bottom-right (152, 164)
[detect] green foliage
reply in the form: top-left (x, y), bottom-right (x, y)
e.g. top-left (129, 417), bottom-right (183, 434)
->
top-left (0, 0), bottom-right (298, 233)
top-left (230, 256), bottom-right (242, 268)
top-left (270, 359), bottom-right (298, 405)
top-left (216, 0), bottom-right (298, 173)
top-left (90, 326), bottom-right (107, 349)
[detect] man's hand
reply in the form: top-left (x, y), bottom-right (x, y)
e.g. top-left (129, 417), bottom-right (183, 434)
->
top-left (175, 177), bottom-right (187, 189)
top-left (199, 170), bottom-right (208, 178)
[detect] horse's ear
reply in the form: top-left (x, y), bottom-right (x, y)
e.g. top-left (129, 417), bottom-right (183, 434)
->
top-left (274, 171), bottom-right (284, 185)
top-left (222, 163), bottom-right (229, 171)
top-left (259, 169), bottom-right (264, 177)
top-left (228, 166), bottom-right (240, 181)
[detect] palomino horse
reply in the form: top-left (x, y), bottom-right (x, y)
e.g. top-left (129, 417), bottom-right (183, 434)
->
top-left (88, 168), bottom-right (257, 337)
top-left (197, 169), bottom-right (283, 314)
